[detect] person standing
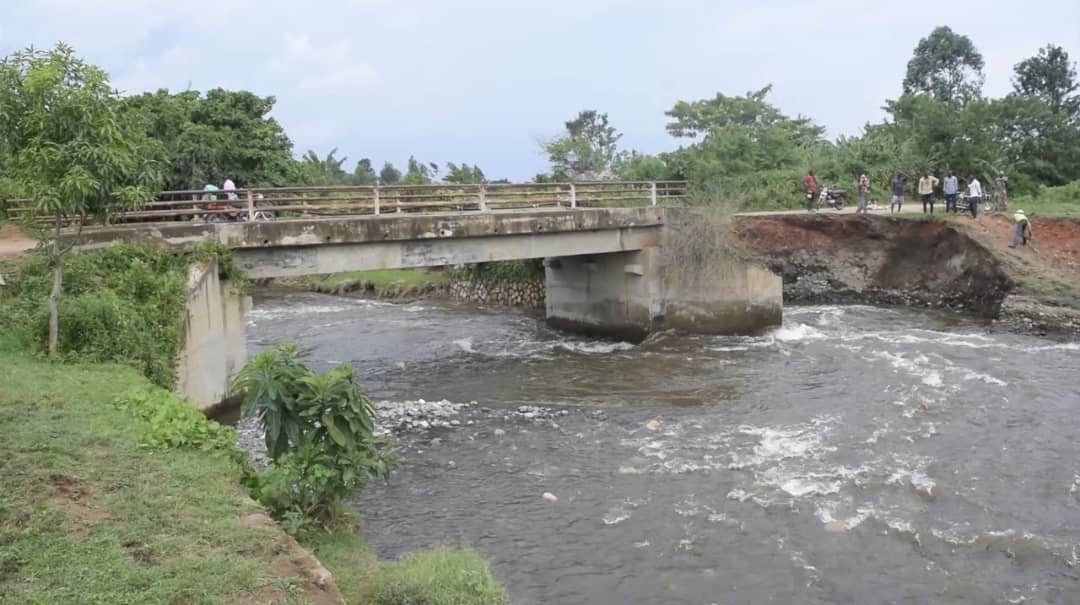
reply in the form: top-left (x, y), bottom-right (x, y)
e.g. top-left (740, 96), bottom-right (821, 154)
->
top-left (857, 170), bottom-right (870, 214)
top-left (918, 172), bottom-right (940, 213)
top-left (967, 176), bottom-right (983, 218)
top-left (890, 174), bottom-right (906, 213)
top-left (943, 171), bottom-right (959, 213)
top-left (803, 171), bottom-right (819, 212)
top-left (1010, 209), bottom-right (1032, 248)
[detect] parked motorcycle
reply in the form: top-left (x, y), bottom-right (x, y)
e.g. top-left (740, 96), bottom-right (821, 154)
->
top-left (816, 187), bottom-right (847, 211)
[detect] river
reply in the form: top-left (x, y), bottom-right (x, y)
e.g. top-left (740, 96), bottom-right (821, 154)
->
top-left (247, 291), bottom-right (1080, 605)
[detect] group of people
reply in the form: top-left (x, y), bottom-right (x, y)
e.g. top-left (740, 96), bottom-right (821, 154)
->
top-left (803, 170), bottom-right (1006, 218)
top-left (802, 169), bottom-right (1033, 248)
top-left (878, 171), bottom-right (990, 217)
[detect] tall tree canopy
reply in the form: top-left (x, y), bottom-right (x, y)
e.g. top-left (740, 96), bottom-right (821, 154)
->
top-left (121, 88), bottom-right (298, 189)
top-left (903, 26), bottom-right (985, 104)
top-left (542, 110), bottom-right (624, 181)
top-left (0, 44), bottom-right (162, 354)
top-left (1013, 44), bottom-right (1079, 118)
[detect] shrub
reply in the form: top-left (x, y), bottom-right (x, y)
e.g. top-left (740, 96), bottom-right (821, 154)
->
top-left (112, 387), bottom-right (239, 453)
top-left (233, 343), bottom-right (395, 528)
top-left (373, 547), bottom-right (510, 605)
top-left (0, 243), bottom-right (242, 388)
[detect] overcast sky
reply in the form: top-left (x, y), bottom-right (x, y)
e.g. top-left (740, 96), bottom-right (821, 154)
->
top-left (2, 0), bottom-right (1078, 180)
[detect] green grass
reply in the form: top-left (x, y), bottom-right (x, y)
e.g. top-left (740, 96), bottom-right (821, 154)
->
top-left (0, 351), bottom-right (287, 604)
top-left (370, 547), bottom-right (510, 605)
top-left (0, 344), bottom-right (509, 604)
top-left (1010, 182), bottom-right (1080, 218)
top-left (311, 269), bottom-right (450, 299)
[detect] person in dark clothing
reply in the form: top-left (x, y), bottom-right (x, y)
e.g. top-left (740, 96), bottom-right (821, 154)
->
top-left (890, 175), bottom-right (906, 213)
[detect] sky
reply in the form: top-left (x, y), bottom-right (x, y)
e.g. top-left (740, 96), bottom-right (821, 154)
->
top-left (2, 0), bottom-right (1078, 181)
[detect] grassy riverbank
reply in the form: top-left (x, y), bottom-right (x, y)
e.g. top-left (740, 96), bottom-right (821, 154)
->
top-left (0, 349), bottom-right (331, 604)
top-left (0, 345), bottom-right (509, 604)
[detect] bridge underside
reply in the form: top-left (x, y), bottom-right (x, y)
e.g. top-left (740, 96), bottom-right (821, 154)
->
top-left (234, 227), bottom-right (662, 279)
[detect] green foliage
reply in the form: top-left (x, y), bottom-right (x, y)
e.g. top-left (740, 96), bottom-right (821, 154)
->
top-left (380, 161), bottom-right (403, 185)
top-left (445, 162), bottom-right (486, 184)
top-left (0, 43), bottom-right (162, 223)
top-left (1012, 44), bottom-right (1079, 117)
top-left (542, 110), bottom-right (624, 180)
top-left (403, 155), bottom-right (437, 185)
top-left (121, 88), bottom-right (299, 190)
top-left (233, 343), bottom-right (395, 527)
top-left (902, 26), bottom-right (985, 104)
top-left (112, 387), bottom-right (239, 453)
top-left (615, 152), bottom-right (678, 181)
top-left (354, 158), bottom-right (378, 185)
top-left (373, 547), bottom-right (510, 605)
top-left (457, 260), bottom-right (544, 285)
top-left (0, 243), bottom-right (243, 387)
top-left (300, 147), bottom-right (351, 186)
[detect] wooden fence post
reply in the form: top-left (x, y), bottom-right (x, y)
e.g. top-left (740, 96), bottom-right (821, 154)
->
top-left (478, 184), bottom-right (487, 212)
top-left (246, 190), bottom-right (255, 220)
top-left (650, 181), bottom-right (658, 206)
top-left (373, 186), bottom-right (381, 216)
top-left (569, 183), bottom-right (577, 209)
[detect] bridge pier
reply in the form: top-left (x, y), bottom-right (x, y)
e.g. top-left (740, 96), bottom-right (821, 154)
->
top-left (545, 209), bottom-right (782, 340)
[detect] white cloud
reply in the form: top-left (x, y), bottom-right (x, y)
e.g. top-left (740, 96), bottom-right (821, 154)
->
top-left (3, 0), bottom-right (1079, 179)
top-left (272, 33), bottom-right (378, 98)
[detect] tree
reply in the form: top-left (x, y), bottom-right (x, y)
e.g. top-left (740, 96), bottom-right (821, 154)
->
top-left (0, 44), bottom-right (162, 356)
top-left (542, 110), bottom-right (624, 180)
top-left (445, 162), bottom-right (486, 184)
top-left (121, 88), bottom-right (299, 189)
top-left (1013, 44), bottom-right (1079, 118)
top-left (403, 155), bottom-right (433, 185)
top-left (379, 161), bottom-right (401, 185)
top-left (903, 26), bottom-right (985, 104)
top-left (352, 158), bottom-right (377, 185)
top-left (663, 86), bottom-right (827, 192)
top-left (299, 148), bottom-right (349, 185)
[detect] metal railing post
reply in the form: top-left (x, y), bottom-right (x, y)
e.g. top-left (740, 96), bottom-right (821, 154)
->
top-left (569, 183), bottom-right (577, 209)
top-left (246, 189), bottom-right (255, 220)
top-left (478, 183), bottom-right (488, 212)
top-left (650, 181), bottom-right (658, 206)
top-left (373, 186), bottom-right (381, 215)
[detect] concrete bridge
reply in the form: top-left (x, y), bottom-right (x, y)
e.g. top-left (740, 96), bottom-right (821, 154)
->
top-left (54, 182), bottom-right (783, 408)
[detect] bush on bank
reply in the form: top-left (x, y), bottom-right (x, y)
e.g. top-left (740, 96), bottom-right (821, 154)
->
top-left (0, 243), bottom-right (243, 388)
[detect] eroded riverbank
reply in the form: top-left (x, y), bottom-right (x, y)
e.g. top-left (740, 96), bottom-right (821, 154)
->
top-left (245, 291), bottom-right (1080, 605)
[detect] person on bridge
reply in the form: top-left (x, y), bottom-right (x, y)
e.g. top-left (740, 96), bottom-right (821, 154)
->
top-left (918, 172), bottom-right (940, 214)
top-left (943, 171), bottom-right (959, 213)
top-left (890, 174), bottom-right (907, 213)
top-left (223, 176), bottom-right (238, 201)
top-left (803, 171), bottom-right (819, 212)
top-left (856, 170), bottom-right (870, 214)
top-left (967, 176), bottom-right (983, 219)
top-left (1010, 209), bottom-right (1032, 248)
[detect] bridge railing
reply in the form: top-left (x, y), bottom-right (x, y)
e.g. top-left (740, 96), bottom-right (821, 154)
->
top-left (4, 180), bottom-right (687, 226)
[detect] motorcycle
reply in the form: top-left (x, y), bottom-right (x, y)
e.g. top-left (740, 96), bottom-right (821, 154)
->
top-left (816, 187), bottom-right (847, 211)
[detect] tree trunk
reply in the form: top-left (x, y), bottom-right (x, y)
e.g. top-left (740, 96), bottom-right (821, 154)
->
top-left (47, 217), bottom-right (63, 358)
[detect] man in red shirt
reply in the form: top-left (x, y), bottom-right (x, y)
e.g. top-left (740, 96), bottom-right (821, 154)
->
top-left (803, 171), bottom-right (819, 212)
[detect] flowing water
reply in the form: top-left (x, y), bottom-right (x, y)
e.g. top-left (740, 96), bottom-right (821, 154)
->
top-left (248, 291), bottom-right (1080, 605)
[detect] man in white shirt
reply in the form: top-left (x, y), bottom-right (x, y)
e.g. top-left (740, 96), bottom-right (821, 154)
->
top-left (966, 177), bottom-right (982, 218)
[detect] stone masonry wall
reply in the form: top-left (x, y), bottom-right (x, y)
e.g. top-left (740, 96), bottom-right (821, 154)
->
top-left (449, 276), bottom-right (545, 309)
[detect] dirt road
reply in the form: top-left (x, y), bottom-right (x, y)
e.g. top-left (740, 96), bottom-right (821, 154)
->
top-left (0, 223), bottom-right (36, 261)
